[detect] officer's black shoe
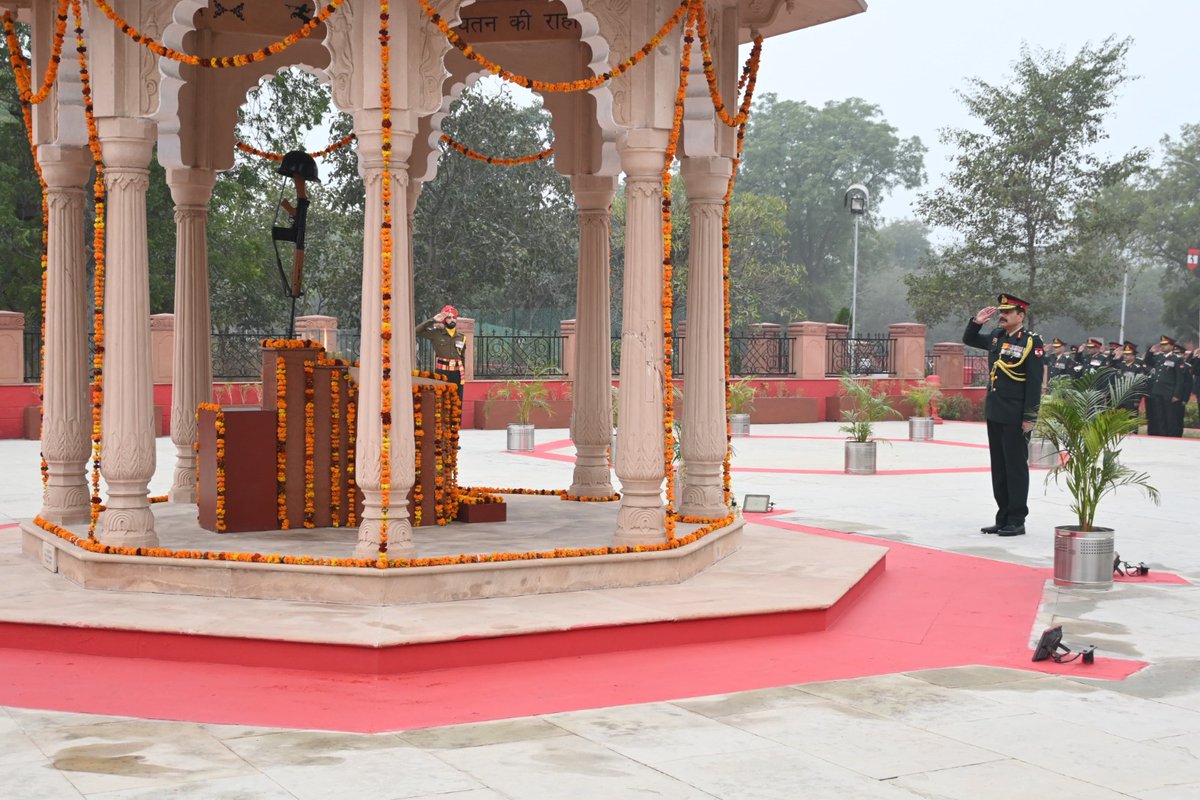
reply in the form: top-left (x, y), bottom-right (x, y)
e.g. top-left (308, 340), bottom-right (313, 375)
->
top-left (997, 524), bottom-right (1026, 537)
top-left (980, 524), bottom-right (1003, 534)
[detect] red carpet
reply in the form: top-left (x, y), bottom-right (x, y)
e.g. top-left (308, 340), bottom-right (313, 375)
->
top-left (0, 510), bottom-right (1168, 733)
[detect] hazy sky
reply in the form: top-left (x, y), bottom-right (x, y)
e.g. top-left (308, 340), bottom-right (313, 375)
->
top-left (753, 0), bottom-right (1200, 223)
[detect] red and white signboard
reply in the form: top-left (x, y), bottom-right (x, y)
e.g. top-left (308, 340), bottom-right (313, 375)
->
top-left (1189, 248), bottom-right (1199, 271)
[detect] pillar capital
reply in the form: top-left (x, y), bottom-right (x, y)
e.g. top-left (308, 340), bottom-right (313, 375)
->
top-left (96, 117), bottom-right (155, 170)
top-left (165, 167), bottom-right (217, 208)
top-left (618, 128), bottom-right (670, 179)
top-left (570, 174), bottom-right (618, 211)
top-left (36, 145), bottom-right (93, 189)
top-left (680, 156), bottom-right (733, 201)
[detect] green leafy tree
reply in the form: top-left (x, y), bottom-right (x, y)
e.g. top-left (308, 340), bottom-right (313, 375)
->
top-left (908, 39), bottom-right (1148, 328)
top-left (738, 94), bottom-right (926, 322)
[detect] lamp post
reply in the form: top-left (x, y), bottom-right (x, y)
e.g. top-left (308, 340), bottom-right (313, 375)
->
top-left (844, 184), bottom-right (870, 339)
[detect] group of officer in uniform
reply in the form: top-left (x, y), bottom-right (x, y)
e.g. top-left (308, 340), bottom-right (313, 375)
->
top-left (1045, 334), bottom-right (1200, 437)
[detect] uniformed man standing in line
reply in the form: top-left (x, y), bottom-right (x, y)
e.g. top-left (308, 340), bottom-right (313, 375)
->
top-left (1079, 337), bottom-right (1107, 376)
top-left (964, 294), bottom-right (1045, 537)
top-left (1169, 342), bottom-right (1191, 436)
top-left (1105, 341), bottom-right (1123, 367)
top-left (1047, 338), bottom-right (1073, 385)
top-left (1146, 335), bottom-right (1187, 436)
top-left (1115, 343), bottom-right (1146, 413)
top-left (416, 304), bottom-right (468, 402)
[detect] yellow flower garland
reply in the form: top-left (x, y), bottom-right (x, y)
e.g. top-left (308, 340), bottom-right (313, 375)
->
top-left (90, 0), bottom-right (347, 69)
top-left (302, 361), bottom-right (316, 528)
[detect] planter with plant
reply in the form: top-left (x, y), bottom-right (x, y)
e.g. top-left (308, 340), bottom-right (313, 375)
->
top-left (902, 379), bottom-right (942, 441)
top-left (485, 379), bottom-right (553, 452)
top-left (838, 375), bottom-right (900, 474)
top-left (1034, 371), bottom-right (1159, 589)
top-left (728, 378), bottom-right (758, 437)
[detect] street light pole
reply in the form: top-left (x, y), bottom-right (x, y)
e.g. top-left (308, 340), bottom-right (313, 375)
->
top-left (851, 213), bottom-right (860, 339)
top-left (1119, 267), bottom-right (1128, 344)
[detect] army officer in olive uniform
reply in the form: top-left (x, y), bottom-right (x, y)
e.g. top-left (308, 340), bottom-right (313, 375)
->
top-left (964, 294), bottom-right (1045, 537)
top-left (416, 304), bottom-right (468, 402)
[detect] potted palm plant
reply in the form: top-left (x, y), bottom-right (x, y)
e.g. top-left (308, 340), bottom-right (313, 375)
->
top-left (902, 379), bottom-right (942, 441)
top-left (486, 378), bottom-right (552, 452)
top-left (728, 378), bottom-right (758, 437)
top-left (838, 375), bottom-right (900, 474)
top-left (1034, 371), bottom-right (1159, 589)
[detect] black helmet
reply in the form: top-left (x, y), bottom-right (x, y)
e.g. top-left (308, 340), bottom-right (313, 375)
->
top-left (277, 151), bottom-right (320, 183)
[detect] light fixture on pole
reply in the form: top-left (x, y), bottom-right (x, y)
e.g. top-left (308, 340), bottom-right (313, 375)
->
top-left (843, 184), bottom-right (870, 340)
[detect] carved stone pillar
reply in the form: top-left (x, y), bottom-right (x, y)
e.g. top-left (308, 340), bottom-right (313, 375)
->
top-left (569, 174), bottom-right (617, 498)
top-left (613, 130), bottom-right (669, 546)
top-left (353, 127), bottom-right (417, 559)
top-left (680, 156), bottom-right (733, 519)
top-left (37, 146), bottom-right (94, 525)
top-left (97, 117), bottom-right (158, 547)
top-left (165, 167), bottom-right (215, 504)
top-left (406, 180), bottom-right (422, 368)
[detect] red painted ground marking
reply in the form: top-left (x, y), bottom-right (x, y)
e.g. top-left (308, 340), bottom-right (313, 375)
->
top-left (0, 523), bottom-right (19, 531)
top-left (0, 507), bottom-right (1157, 733)
top-left (1114, 572), bottom-right (1192, 585)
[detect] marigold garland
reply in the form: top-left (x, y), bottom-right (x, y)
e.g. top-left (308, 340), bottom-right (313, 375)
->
top-left (90, 0), bottom-right (347, 69)
top-left (275, 355), bottom-right (289, 529)
top-left (34, 510), bottom-right (734, 569)
top-left (377, 0), bottom-right (394, 562)
top-left (346, 376), bottom-right (358, 528)
top-left (1, 1), bottom-right (69, 105)
top-left (440, 133), bottom-right (552, 166)
top-left (329, 366), bottom-right (342, 526)
top-left (418, 0), bottom-right (689, 94)
top-left (194, 405), bottom-right (228, 532)
top-left (696, 8), bottom-right (761, 129)
top-left (236, 134), bottom-right (357, 162)
top-left (302, 361), bottom-right (316, 528)
top-left (69, 0), bottom-right (107, 539)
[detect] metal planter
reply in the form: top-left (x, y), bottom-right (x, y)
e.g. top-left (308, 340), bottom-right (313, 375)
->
top-left (844, 441), bottom-right (877, 475)
top-left (1053, 525), bottom-right (1115, 589)
top-left (909, 417), bottom-right (935, 441)
top-left (506, 423), bottom-right (535, 452)
top-left (1028, 436), bottom-right (1059, 468)
top-left (730, 413), bottom-right (751, 437)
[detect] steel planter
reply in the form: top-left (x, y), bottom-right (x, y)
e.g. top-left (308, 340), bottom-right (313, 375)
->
top-left (1053, 525), bottom-right (1115, 589)
top-left (1028, 436), bottom-right (1059, 468)
top-left (506, 423), bottom-right (535, 452)
top-left (844, 441), bottom-right (877, 475)
top-left (909, 417), bottom-right (935, 441)
top-left (730, 413), bottom-right (751, 437)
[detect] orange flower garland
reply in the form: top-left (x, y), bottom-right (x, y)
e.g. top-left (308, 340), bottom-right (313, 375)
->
top-left (90, 0), bottom-right (347, 69)
top-left (329, 365), bottom-right (342, 526)
top-left (695, 7), bottom-right (761, 129)
top-left (275, 355), bottom-right (289, 529)
top-left (69, 0), bottom-right (107, 539)
top-left (236, 134), bottom-right (357, 162)
top-left (346, 376), bottom-right (358, 528)
top-left (377, 0), bottom-right (394, 561)
top-left (418, 0), bottom-right (689, 94)
top-left (302, 361), bottom-right (316, 528)
top-left (1, 1), bottom-right (69, 105)
top-left (411, 387), bottom-right (423, 527)
top-left (194, 403), bottom-right (228, 532)
top-left (440, 133), bottom-right (552, 166)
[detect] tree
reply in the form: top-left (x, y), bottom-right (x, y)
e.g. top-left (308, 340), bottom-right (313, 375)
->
top-left (412, 85), bottom-right (578, 331)
top-left (738, 93), bottom-right (926, 322)
top-left (908, 39), bottom-right (1147, 328)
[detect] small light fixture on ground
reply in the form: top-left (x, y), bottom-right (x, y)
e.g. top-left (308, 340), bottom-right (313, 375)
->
top-left (742, 494), bottom-right (774, 513)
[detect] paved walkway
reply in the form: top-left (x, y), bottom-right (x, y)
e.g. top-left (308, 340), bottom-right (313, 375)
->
top-left (2, 421), bottom-right (1199, 798)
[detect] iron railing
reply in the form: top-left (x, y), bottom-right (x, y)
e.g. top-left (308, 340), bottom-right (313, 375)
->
top-left (730, 335), bottom-right (792, 376)
top-left (474, 334), bottom-right (565, 378)
top-left (964, 354), bottom-right (989, 386)
top-left (826, 335), bottom-right (896, 377)
top-left (22, 330), bottom-right (39, 384)
top-left (211, 333), bottom-right (273, 381)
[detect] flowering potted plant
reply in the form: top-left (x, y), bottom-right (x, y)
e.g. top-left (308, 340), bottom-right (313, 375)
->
top-left (1034, 371), bottom-right (1158, 589)
top-left (838, 375), bottom-right (900, 474)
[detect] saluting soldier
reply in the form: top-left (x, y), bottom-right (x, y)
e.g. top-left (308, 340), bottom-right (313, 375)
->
top-left (1047, 338), bottom-right (1073, 385)
top-left (964, 294), bottom-right (1045, 537)
top-left (1106, 341), bottom-right (1123, 368)
top-left (1146, 335), bottom-right (1188, 437)
top-left (1079, 337), bottom-right (1107, 376)
top-left (1115, 343), bottom-right (1147, 413)
top-left (1169, 342), bottom-right (1191, 436)
top-left (416, 304), bottom-right (468, 402)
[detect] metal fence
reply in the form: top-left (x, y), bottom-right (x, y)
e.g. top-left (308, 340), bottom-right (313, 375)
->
top-left (925, 352), bottom-right (991, 387)
top-left (474, 334), bottom-right (565, 378)
top-left (826, 335), bottom-right (896, 377)
top-left (23, 330), bottom-right (39, 383)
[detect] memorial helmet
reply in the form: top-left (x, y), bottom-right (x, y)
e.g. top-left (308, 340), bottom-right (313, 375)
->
top-left (277, 151), bottom-right (320, 183)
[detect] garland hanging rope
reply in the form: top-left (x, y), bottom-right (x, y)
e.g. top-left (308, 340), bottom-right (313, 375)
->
top-left (90, 0), bottom-right (347, 69)
top-left (1, 0), bottom-right (70, 105)
top-left (418, 0), bottom-right (690, 94)
top-left (235, 134), bottom-right (357, 162)
top-left (440, 133), bottom-right (552, 166)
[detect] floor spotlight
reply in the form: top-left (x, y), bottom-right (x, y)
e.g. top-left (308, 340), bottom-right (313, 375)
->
top-left (742, 494), bottom-right (774, 513)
